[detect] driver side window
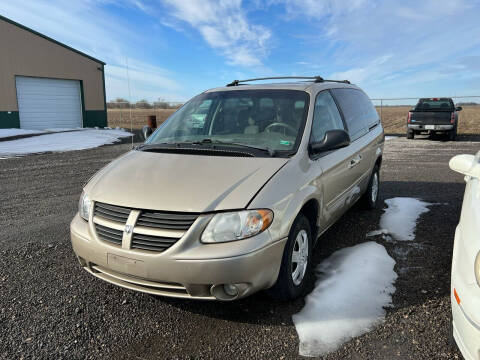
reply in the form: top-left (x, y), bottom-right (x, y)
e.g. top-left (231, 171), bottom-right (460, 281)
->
top-left (311, 91), bottom-right (344, 143)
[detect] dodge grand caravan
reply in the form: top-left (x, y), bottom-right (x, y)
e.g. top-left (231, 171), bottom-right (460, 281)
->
top-left (71, 76), bottom-right (384, 301)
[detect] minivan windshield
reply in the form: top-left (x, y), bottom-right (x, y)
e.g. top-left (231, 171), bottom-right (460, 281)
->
top-left (146, 90), bottom-right (310, 154)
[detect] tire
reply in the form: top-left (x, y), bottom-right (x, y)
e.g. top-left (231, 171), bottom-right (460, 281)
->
top-left (407, 130), bottom-right (414, 139)
top-left (268, 214), bottom-right (312, 301)
top-left (448, 127), bottom-right (457, 141)
top-left (360, 165), bottom-right (380, 209)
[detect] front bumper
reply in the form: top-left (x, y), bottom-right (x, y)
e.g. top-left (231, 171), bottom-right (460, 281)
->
top-left (71, 214), bottom-right (286, 300)
top-left (452, 280), bottom-right (480, 359)
top-left (408, 124), bottom-right (453, 131)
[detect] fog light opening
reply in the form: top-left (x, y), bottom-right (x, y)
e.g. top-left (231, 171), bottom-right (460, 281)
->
top-left (77, 256), bottom-right (87, 267)
top-left (224, 284), bottom-right (238, 297)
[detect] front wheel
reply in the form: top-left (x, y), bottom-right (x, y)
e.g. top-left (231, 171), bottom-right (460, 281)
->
top-left (360, 165), bottom-right (380, 209)
top-left (268, 214), bottom-right (312, 301)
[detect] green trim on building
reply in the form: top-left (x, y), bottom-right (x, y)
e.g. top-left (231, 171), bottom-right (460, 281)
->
top-left (0, 111), bottom-right (20, 128)
top-left (0, 15), bottom-right (105, 65)
top-left (79, 81), bottom-right (106, 127)
top-left (79, 80), bottom-right (87, 126)
top-left (102, 64), bottom-right (107, 116)
top-left (84, 110), bottom-right (107, 128)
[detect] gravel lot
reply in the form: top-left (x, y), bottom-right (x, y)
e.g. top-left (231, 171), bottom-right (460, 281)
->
top-left (0, 134), bottom-right (477, 359)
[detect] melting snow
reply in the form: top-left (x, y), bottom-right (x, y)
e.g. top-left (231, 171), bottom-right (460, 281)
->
top-left (385, 136), bottom-right (398, 140)
top-left (376, 197), bottom-right (431, 241)
top-left (293, 242), bottom-right (397, 357)
top-left (0, 129), bottom-right (45, 138)
top-left (0, 129), bottom-right (131, 158)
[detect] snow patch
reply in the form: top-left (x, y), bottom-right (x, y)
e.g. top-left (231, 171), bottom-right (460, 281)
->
top-left (376, 197), bottom-right (431, 241)
top-left (385, 136), bottom-right (398, 140)
top-left (0, 129), bottom-right (131, 158)
top-left (293, 242), bottom-right (397, 357)
top-left (0, 129), bottom-right (45, 138)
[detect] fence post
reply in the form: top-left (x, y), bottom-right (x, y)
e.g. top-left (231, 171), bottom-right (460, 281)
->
top-left (380, 99), bottom-right (383, 121)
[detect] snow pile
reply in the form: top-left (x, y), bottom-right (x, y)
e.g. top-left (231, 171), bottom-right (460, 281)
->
top-left (375, 197), bottom-right (431, 241)
top-left (293, 242), bottom-right (397, 357)
top-left (0, 129), bottom-right (131, 158)
top-left (0, 128), bottom-right (45, 138)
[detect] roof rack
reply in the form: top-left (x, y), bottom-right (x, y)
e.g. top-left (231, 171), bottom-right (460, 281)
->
top-left (226, 76), bottom-right (350, 87)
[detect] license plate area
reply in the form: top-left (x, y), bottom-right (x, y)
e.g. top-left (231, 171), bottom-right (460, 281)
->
top-left (107, 253), bottom-right (146, 277)
top-left (425, 125), bottom-right (436, 130)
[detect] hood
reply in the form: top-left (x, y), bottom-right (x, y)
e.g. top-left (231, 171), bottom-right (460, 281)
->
top-left (85, 150), bottom-right (288, 213)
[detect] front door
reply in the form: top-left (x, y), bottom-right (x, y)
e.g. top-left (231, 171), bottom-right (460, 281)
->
top-left (309, 90), bottom-right (360, 231)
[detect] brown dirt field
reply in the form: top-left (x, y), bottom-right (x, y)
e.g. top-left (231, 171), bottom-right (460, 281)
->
top-left (108, 106), bottom-right (480, 134)
top-left (107, 108), bottom-right (176, 129)
top-left (377, 105), bottom-right (480, 134)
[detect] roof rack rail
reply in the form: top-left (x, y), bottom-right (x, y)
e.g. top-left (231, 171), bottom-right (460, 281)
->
top-left (226, 76), bottom-right (350, 87)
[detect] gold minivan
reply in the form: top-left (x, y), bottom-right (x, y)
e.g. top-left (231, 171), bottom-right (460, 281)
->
top-left (71, 76), bottom-right (384, 301)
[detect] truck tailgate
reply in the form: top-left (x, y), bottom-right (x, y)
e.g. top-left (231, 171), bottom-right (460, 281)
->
top-left (410, 111), bottom-right (452, 125)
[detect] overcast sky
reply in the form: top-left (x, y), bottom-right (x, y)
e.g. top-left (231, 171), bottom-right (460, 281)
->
top-left (2, 0), bottom-right (480, 102)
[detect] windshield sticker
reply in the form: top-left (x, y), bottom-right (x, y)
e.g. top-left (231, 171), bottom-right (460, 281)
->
top-left (280, 140), bottom-right (291, 146)
top-left (187, 114), bottom-right (206, 128)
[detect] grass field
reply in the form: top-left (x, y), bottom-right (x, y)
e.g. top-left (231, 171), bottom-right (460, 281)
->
top-left (107, 106), bottom-right (480, 134)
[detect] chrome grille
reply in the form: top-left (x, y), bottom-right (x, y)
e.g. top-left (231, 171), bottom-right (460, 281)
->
top-left (136, 210), bottom-right (198, 230)
top-left (94, 202), bottom-right (130, 223)
top-left (92, 202), bottom-right (198, 253)
top-left (95, 224), bottom-right (123, 246)
top-left (131, 233), bottom-right (180, 252)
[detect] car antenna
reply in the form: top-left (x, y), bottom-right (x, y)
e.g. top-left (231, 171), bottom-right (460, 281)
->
top-left (125, 56), bottom-right (134, 149)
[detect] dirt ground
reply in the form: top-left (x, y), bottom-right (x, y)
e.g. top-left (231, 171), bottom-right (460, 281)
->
top-left (1, 133), bottom-right (476, 359)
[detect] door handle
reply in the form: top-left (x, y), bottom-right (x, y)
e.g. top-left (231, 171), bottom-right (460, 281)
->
top-left (348, 158), bottom-right (358, 169)
top-left (348, 155), bottom-right (362, 169)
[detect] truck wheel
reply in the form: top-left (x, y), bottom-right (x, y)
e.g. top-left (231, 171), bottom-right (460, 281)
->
top-left (360, 165), bottom-right (380, 209)
top-left (268, 214), bottom-right (312, 301)
top-left (448, 127), bottom-right (457, 141)
top-left (407, 130), bottom-right (414, 139)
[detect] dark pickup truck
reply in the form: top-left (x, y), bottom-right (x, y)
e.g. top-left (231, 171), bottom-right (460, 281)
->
top-left (407, 98), bottom-right (462, 140)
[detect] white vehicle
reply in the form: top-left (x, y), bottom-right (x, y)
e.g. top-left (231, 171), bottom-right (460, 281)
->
top-left (449, 152), bottom-right (480, 360)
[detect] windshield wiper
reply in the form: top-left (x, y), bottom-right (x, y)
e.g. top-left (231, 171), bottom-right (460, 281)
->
top-left (192, 138), bottom-right (277, 157)
top-left (138, 139), bottom-right (277, 156)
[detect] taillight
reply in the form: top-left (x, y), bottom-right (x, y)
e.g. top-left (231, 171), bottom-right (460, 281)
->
top-left (407, 112), bottom-right (412, 123)
top-left (451, 112), bottom-right (455, 124)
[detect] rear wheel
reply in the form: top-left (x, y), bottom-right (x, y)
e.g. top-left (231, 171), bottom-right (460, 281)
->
top-left (360, 165), bottom-right (380, 209)
top-left (268, 214), bottom-right (312, 301)
top-left (407, 130), bottom-right (414, 139)
top-left (448, 126), bottom-right (457, 141)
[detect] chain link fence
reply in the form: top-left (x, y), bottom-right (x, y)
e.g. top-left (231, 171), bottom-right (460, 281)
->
top-left (107, 96), bottom-right (480, 135)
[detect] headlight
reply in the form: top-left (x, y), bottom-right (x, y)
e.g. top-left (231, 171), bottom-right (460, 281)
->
top-left (201, 209), bottom-right (273, 243)
top-left (78, 192), bottom-right (91, 221)
top-left (475, 251), bottom-right (480, 287)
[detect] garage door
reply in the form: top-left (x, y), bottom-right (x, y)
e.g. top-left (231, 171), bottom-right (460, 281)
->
top-left (16, 76), bottom-right (83, 130)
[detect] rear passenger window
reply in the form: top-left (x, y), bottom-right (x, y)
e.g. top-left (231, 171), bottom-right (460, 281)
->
top-left (330, 88), bottom-right (379, 141)
top-left (310, 91), bottom-right (345, 143)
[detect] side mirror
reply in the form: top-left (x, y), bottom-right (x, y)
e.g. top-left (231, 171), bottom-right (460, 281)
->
top-left (142, 126), bottom-right (153, 140)
top-left (455, 106), bottom-right (463, 112)
top-left (309, 129), bottom-right (350, 155)
top-left (449, 154), bottom-right (475, 176)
